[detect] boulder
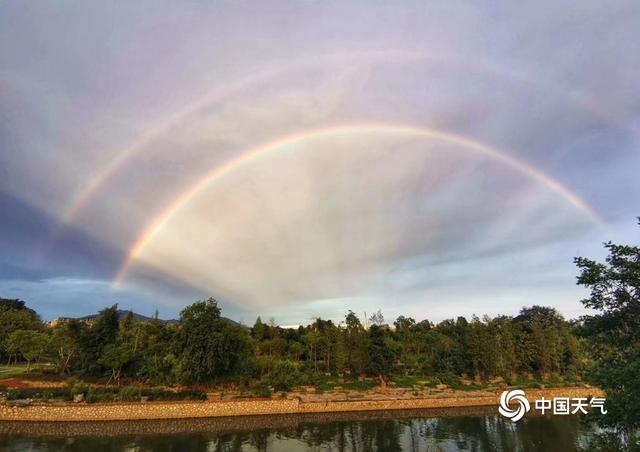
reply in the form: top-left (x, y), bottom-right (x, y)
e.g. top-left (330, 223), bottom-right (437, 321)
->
top-left (6, 399), bottom-right (31, 407)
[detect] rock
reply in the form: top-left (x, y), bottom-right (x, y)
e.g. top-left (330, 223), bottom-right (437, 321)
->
top-left (6, 399), bottom-right (31, 407)
top-left (435, 384), bottom-right (448, 390)
top-left (140, 396), bottom-right (149, 403)
top-left (73, 393), bottom-right (85, 403)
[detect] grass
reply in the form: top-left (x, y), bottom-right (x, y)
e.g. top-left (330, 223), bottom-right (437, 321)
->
top-left (0, 363), bottom-right (30, 380)
top-left (391, 375), bottom-right (424, 388)
top-left (342, 379), bottom-right (376, 391)
top-left (507, 376), bottom-right (548, 389)
top-left (5, 385), bottom-right (207, 403)
top-left (313, 375), bottom-right (377, 393)
top-left (314, 381), bottom-right (334, 394)
top-left (451, 383), bottom-right (485, 391)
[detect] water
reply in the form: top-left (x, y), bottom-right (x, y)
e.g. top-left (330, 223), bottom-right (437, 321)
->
top-left (0, 408), bottom-right (600, 451)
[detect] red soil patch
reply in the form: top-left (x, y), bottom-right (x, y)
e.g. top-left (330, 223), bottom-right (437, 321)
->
top-left (0, 378), bottom-right (32, 389)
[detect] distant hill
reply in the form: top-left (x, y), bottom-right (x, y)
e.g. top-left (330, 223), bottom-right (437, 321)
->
top-left (76, 310), bottom-right (242, 327)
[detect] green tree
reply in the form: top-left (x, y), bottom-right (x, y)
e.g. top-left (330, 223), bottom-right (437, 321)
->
top-left (77, 304), bottom-right (120, 374)
top-left (393, 316), bottom-right (419, 374)
top-left (265, 359), bottom-right (301, 392)
top-left (366, 325), bottom-right (395, 385)
top-left (252, 317), bottom-right (266, 342)
top-left (131, 319), bottom-right (177, 385)
top-left (288, 341), bottom-right (305, 362)
top-left (7, 329), bottom-right (48, 370)
top-left (174, 298), bottom-right (252, 383)
top-left (49, 323), bottom-right (79, 375)
top-left (575, 219), bottom-right (640, 437)
top-left (513, 305), bottom-right (575, 375)
top-left (492, 315), bottom-right (518, 377)
top-left (344, 311), bottom-right (368, 376)
top-left (98, 343), bottom-right (134, 385)
top-left (0, 298), bottom-right (43, 362)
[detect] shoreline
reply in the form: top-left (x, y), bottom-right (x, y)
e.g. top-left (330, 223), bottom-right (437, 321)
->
top-left (0, 406), bottom-right (500, 437)
top-left (0, 386), bottom-right (602, 423)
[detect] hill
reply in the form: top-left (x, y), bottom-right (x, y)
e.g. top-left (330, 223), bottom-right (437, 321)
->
top-left (76, 310), bottom-right (241, 327)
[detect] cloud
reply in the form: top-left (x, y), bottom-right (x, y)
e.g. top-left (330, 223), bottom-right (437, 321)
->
top-left (1, 1), bottom-right (639, 321)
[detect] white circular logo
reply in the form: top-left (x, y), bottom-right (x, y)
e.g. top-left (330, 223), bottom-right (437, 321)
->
top-left (499, 389), bottom-right (530, 422)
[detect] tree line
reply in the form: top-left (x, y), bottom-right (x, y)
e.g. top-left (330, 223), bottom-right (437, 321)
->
top-left (0, 297), bottom-right (585, 389)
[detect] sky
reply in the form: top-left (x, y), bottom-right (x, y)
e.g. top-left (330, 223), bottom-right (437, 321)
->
top-left (1, 1), bottom-right (639, 325)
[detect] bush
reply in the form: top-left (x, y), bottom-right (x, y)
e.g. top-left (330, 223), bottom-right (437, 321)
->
top-left (252, 380), bottom-right (272, 398)
top-left (86, 390), bottom-right (116, 403)
top-left (118, 386), bottom-right (139, 401)
top-left (7, 387), bottom-right (70, 401)
top-left (65, 377), bottom-right (88, 397)
top-left (267, 359), bottom-right (301, 392)
top-left (436, 372), bottom-right (461, 387)
top-left (70, 382), bottom-right (87, 397)
top-left (4, 384), bottom-right (207, 404)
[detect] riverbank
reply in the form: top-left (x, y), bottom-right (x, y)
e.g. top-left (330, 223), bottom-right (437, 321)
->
top-left (0, 386), bottom-right (602, 422)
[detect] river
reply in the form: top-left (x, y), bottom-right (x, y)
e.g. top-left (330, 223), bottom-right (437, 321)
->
top-left (0, 407), bottom-right (601, 451)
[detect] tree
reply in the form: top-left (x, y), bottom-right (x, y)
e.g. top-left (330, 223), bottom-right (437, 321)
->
top-left (0, 298), bottom-right (43, 361)
top-left (345, 311), bottom-right (368, 376)
top-left (252, 316), bottom-right (266, 342)
top-left (513, 306), bottom-right (569, 375)
top-left (99, 343), bottom-right (134, 385)
top-left (575, 218), bottom-right (640, 437)
top-left (174, 298), bottom-right (252, 383)
top-left (288, 341), bottom-right (305, 362)
top-left (49, 323), bottom-right (79, 375)
top-left (369, 310), bottom-right (384, 326)
top-left (492, 315), bottom-right (517, 377)
top-left (393, 316), bottom-right (419, 374)
top-left (77, 304), bottom-right (120, 374)
top-left (265, 359), bottom-right (301, 392)
top-left (303, 329), bottom-right (321, 373)
top-left (7, 329), bottom-right (48, 370)
top-left (367, 325), bottom-right (395, 386)
top-left (132, 319), bottom-right (177, 385)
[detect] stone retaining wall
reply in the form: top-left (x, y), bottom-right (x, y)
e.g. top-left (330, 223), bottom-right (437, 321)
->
top-left (0, 387), bottom-right (603, 422)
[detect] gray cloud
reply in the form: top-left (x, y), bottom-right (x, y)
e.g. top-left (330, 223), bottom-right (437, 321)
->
top-left (1, 1), bottom-right (639, 322)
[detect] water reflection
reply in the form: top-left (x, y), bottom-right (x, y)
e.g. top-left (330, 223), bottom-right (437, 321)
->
top-left (0, 410), bottom-right (599, 451)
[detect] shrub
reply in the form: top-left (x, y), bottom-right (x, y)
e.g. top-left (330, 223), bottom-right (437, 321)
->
top-left (86, 390), bottom-right (116, 403)
top-left (6, 387), bottom-right (70, 401)
top-left (70, 382), bottom-right (87, 397)
top-left (267, 360), bottom-right (301, 392)
top-left (252, 380), bottom-right (272, 398)
top-left (118, 385), bottom-right (139, 401)
top-left (436, 372), bottom-right (461, 387)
